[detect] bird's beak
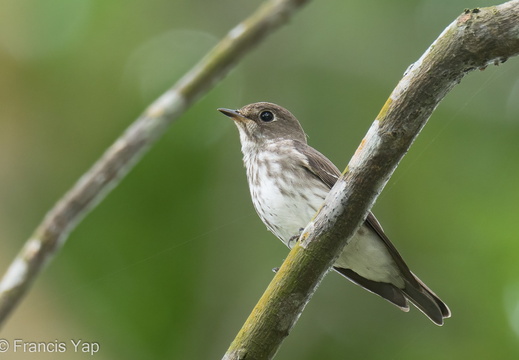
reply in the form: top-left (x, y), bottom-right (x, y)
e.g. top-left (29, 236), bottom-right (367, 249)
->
top-left (218, 108), bottom-right (248, 123)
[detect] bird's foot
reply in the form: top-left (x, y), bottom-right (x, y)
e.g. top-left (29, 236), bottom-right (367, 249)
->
top-left (287, 228), bottom-right (304, 248)
top-left (274, 228), bottom-right (304, 273)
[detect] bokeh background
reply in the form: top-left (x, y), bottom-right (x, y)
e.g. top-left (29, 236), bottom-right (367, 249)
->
top-left (1, 0), bottom-right (519, 359)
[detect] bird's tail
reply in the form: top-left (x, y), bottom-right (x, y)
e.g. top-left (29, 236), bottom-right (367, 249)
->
top-left (334, 267), bottom-right (450, 325)
top-left (402, 272), bottom-right (451, 325)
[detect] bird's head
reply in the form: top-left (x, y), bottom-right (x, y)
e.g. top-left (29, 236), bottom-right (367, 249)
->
top-left (218, 102), bottom-right (307, 146)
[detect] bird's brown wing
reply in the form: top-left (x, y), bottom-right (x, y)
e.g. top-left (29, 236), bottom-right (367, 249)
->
top-left (295, 139), bottom-right (417, 281)
top-left (295, 140), bottom-right (450, 324)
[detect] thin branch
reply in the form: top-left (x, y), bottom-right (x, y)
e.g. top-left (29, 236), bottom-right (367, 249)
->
top-left (222, 2), bottom-right (519, 359)
top-left (0, 0), bottom-right (310, 328)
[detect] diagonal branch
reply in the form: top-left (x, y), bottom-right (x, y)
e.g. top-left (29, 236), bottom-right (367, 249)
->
top-left (0, 0), bottom-right (311, 329)
top-left (222, 2), bottom-right (519, 359)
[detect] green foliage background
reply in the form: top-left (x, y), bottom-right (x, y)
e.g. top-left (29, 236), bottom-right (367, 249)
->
top-left (1, 0), bottom-right (519, 359)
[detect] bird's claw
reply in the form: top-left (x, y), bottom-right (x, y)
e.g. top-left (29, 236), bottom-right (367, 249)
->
top-left (288, 227), bottom-right (304, 248)
top-left (274, 228), bottom-right (304, 273)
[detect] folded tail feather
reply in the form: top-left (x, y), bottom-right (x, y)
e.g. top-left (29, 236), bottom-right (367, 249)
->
top-left (334, 267), bottom-right (450, 326)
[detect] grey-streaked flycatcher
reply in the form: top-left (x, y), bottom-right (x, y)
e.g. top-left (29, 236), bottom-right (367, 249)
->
top-left (218, 102), bottom-right (450, 325)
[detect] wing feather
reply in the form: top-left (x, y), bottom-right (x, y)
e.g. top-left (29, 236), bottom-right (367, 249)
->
top-left (292, 140), bottom-right (450, 324)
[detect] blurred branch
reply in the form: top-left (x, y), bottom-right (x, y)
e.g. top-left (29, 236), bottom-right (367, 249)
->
top-left (0, 0), bottom-right (310, 328)
top-left (222, 2), bottom-right (519, 359)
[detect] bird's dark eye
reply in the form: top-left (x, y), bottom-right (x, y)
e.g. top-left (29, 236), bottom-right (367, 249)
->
top-left (259, 110), bottom-right (274, 122)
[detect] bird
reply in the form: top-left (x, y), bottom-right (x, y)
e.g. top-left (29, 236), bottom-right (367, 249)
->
top-left (218, 102), bottom-right (450, 325)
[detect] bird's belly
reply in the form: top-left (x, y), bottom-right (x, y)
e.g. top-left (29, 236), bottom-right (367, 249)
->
top-left (248, 164), bottom-right (402, 286)
top-left (248, 166), bottom-right (328, 245)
